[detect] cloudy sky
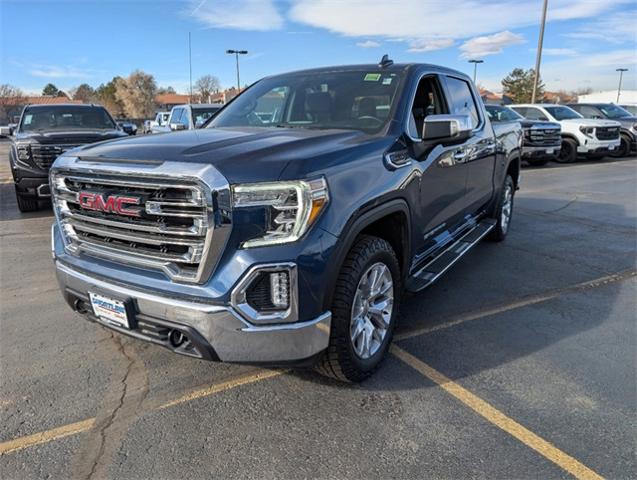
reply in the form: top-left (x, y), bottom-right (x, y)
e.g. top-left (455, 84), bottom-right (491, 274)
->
top-left (1, 0), bottom-right (636, 95)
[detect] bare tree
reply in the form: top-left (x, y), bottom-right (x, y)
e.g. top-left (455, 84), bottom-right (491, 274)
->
top-left (115, 70), bottom-right (158, 118)
top-left (194, 75), bottom-right (221, 102)
top-left (0, 84), bottom-right (26, 123)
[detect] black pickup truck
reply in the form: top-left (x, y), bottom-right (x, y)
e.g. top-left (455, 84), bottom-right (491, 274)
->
top-left (10, 104), bottom-right (127, 212)
top-left (51, 58), bottom-right (522, 382)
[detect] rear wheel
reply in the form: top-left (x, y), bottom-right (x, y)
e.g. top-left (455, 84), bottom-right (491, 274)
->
top-left (556, 138), bottom-right (578, 163)
top-left (15, 188), bottom-right (38, 213)
top-left (316, 235), bottom-right (400, 383)
top-left (610, 134), bottom-right (631, 158)
top-left (488, 175), bottom-right (514, 242)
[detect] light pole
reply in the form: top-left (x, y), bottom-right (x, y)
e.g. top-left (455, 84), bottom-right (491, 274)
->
top-left (531, 0), bottom-right (548, 103)
top-left (468, 59), bottom-right (484, 84)
top-left (616, 68), bottom-right (628, 103)
top-left (226, 49), bottom-right (248, 91)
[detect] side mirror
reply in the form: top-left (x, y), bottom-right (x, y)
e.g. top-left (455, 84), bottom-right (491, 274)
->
top-left (422, 114), bottom-right (473, 142)
top-left (170, 122), bottom-right (186, 131)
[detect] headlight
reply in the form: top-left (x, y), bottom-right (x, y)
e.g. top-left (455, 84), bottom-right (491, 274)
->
top-left (579, 126), bottom-right (595, 137)
top-left (232, 178), bottom-right (329, 248)
top-left (16, 143), bottom-right (32, 161)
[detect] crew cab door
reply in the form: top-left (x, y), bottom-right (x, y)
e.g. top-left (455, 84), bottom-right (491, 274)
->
top-left (441, 75), bottom-right (497, 214)
top-left (408, 74), bottom-right (470, 243)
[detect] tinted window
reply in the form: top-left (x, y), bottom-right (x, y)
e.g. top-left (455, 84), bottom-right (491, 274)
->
top-left (444, 76), bottom-right (479, 128)
top-left (170, 108), bottom-right (183, 124)
top-left (208, 70), bottom-right (404, 133)
top-left (544, 106), bottom-right (582, 121)
top-left (485, 105), bottom-right (523, 122)
top-left (573, 105), bottom-right (603, 118)
top-left (20, 106), bottom-right (115, 131)
top-left (191, 106), bottom-right (221, 127)
top-left (513, 107), bottom-right (548, 121)
top-left (597, 104), bottom-right (631, 119)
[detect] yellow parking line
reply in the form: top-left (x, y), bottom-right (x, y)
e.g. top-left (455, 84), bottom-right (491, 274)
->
top-left (0, 369), bottom-right (285, 456)
top-left (0, 418), bottom-right (95, 456)
top-left (391, 345), bottom-right (604, 480)
top-left (158, 369), bottom-right (286, 409)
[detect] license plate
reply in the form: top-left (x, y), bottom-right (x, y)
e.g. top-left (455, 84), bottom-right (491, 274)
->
top-left (608, 145), bottom-right (615, 150)
top-left (546, 148), bottom-right (554, 154)
top-left (89, 292), bottom-right (130, 328)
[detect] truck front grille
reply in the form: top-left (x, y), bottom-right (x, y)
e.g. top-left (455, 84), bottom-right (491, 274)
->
top-left (31, 144), bottom-right (79, 170)
top-left (525, 128), bottom-right (561, 146)
top-left (595, 127), bottom-right (620, 141)
top-left (51, 168), bottom-right (227, 283)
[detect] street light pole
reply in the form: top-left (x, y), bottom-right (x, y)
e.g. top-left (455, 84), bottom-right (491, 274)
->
top-left (468, 59), bottom-right (484, 84)
top-left (226, 49), bottom-right (248, 91)
top-left (616, 68), bottom-right (628, 103)
top-left (531, 0), bottom-right (548, 103)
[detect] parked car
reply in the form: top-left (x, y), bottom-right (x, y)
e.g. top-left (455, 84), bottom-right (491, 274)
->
top-left (167, 103), bottom-right (223, 131)
top-left (566, 103), bottom-right (636, 157)
top-left (145, 111), bottom-right (170, 134)
top-left (50, 59), bottom-right (522, 382)
top-left (510, 104), bottom-right (621, 163)
top-left (10, 104), bottom-right (127, 212)
top-left (620, 105), bottom-right (637, 116)
top-left (485, 104), bottom-right (560, 166)
top-left (116, 119), bottom-right (137, 135)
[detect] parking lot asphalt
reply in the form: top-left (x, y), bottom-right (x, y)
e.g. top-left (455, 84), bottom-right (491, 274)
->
top-left (1, 139), bottom-right (635, 480)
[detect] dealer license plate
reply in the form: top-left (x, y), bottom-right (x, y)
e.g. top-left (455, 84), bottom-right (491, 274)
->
top-left (608, 145), bottom-right (615, 151)
top-left (546, 148), bottom-right (554, 154)
top-left (89, 292), bottom-right (130, 329)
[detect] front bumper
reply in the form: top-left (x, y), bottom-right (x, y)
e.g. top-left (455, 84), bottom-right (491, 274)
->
top-left (522, 145), bottom-right (560, 158)
top-left (55, 261), bottom-right (331, 364)
top-left (577, 137), bottom-right (620, 154)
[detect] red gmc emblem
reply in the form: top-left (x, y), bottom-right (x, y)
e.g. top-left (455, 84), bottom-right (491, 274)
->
top-left (77, 192), bottom-right (142, 217)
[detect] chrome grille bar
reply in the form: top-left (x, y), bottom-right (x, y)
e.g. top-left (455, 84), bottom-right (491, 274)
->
top-left (51, 157), bottom-right (232, 283)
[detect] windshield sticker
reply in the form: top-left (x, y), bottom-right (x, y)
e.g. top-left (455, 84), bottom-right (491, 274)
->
top-left (364, 73), bottom-right (381, 81)
top-left (382, 77), bottom-right (393, 85)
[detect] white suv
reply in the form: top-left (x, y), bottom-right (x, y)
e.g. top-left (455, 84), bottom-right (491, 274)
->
top-left (511, 104), bottom-right (621, 163)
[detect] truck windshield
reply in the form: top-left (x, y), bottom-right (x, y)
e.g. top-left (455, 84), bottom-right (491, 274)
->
top-left (20, 106), bottom-right (116, 131)
top-left (485, 105), bottom-right (523, 122)
top-left (597, 104), bottom-right (631, 119)
top-left (544, 106), bottom-right (582, 121)
top-left (207, 70), bottom-right (404, 133)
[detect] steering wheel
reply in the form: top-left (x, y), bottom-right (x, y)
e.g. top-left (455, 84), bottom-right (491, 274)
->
top-left (357, 115), bottom-right (383, 127)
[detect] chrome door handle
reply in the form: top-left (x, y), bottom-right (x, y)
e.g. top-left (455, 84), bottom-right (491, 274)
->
top-left (453, 150), bottom-right (467, 162)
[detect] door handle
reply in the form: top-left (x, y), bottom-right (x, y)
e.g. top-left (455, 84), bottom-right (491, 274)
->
top-left (453, 150), bottom-right (467, 162)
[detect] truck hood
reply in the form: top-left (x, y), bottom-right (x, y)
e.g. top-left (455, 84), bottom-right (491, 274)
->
top-left (70, 127), bottom-right (375, 183)
top-left (14, 129), bottom-right (127, 145)
top-left (519, 119), bottom-right (560, 130)
top-left (561, 118), bottom-right (621, 128)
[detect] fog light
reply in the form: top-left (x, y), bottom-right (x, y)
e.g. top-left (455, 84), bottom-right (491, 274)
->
top-left (270, 271), bottom-right (289, 309)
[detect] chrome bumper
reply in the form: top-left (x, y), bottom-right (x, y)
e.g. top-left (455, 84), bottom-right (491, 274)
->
top-left (55, 261), bottom-right (331, 364)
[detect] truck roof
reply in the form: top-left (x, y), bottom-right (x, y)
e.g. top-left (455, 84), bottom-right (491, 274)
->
top-left (263, 63), bottom-right (469, 80)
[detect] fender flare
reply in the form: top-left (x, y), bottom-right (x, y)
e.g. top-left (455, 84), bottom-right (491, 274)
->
top-left (561, 133), bottom-right (580, 146)
top-left (322, 198), bottom-right (412, 311)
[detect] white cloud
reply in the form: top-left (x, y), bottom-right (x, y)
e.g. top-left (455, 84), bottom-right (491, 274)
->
top-left (189, 0), bottom-right (283, 31)
top-left (542, 48), bottom-right (578, 57)
top-left (356, 40), bottom-right (381, 48)
top-left (460, 31), bottom-right (524, 59)
top-left (28, 65), bottom-right (94, 79)
top-left (407, 38), bottom-right (454, 53)
top-left (562, 12), bottom-right (637, 44)
top-left (288, 0), bottom-right (626, 40)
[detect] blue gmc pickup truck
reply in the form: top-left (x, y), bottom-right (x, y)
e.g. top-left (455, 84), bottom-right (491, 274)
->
top-left (51, 57), bottom-right (522, 382)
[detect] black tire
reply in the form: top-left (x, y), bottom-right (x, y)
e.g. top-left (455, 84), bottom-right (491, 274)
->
top-left (556, 138), bottom-right (578, 163)
top-left (487, 174), bottom-right (514, 242)
top-left (526, 157), bottom-right (549, 167)
top-left (610, 134), bottom-right (631, 158)
top-left (316, 235), bottom-right (401, 383)
top-left (16, 191), bottom-right (39, 212)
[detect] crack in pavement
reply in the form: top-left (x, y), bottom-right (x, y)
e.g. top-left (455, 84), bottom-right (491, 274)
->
top-left (70, 331), bottom-right (149, 480)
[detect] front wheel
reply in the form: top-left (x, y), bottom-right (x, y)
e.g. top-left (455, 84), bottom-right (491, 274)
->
top-left (556, 138), bottom-right (578, 163)
top-left (488, 174), bottom-right (515, 242)
top-left (316, 235), bottom-right (401, 382)
top-left (15, 188), bottom-right (39, 213)
top-left (610, 134), bottom-right (631, 158)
